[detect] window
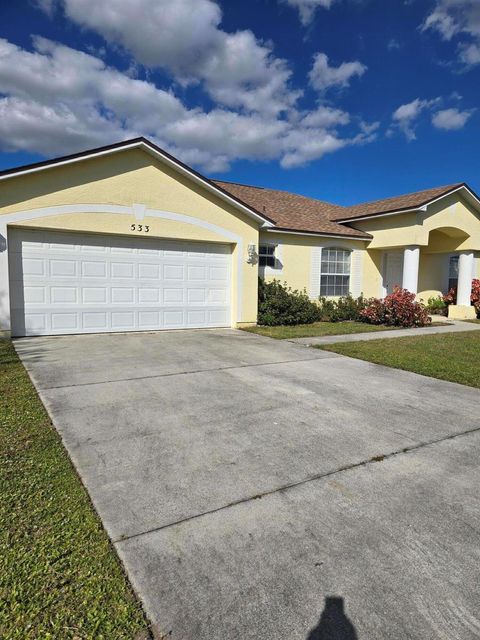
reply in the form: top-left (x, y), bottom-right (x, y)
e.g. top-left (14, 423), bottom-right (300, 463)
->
top-left (259, 244), bottom-right (276, 268)
top-left (320, 248), bottom-right (351, 296)
top-left (448, 255), bottom-right (459, 291)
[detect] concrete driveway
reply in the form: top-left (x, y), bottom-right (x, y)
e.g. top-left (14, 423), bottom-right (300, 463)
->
top-left (15, 329), bottom-right (480, 640)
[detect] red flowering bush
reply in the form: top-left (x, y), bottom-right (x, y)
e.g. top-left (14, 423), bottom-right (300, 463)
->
top-left (443, 279), bottom-right (480, 317)
top-left (443, 287), bottom-right (457, 306)
top-left (360, 287), bottom-right (431, 327)
top-left (472, 279), bottom-right (480, 316)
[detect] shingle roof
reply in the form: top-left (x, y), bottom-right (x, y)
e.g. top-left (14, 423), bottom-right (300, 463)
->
top-left (213, 181), bottom-right (371, 239)
top-left (332, 183), bottom-right (463, 221)
top-left (215, 180), bottom-right (470, 237)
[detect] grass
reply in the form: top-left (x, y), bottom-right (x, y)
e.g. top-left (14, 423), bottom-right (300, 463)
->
top-left (0, 339), bottom-right (150, 640)
top-left (319, 331), bottom-right (480, 388)
top-left (241, 321), bottom-right (395, 340)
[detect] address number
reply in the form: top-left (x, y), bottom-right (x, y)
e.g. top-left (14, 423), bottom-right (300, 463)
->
top-left (130, 224), bottom-right (150, 233)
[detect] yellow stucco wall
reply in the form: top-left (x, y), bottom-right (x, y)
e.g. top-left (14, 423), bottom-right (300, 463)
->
top-left (362, 250), bottom-right (383, 298)
top-left (354, 193), bottom-right (480, 252)
top-left (417, 252), bottom-right (446, 301)
top-left (259, 232), bottom-right (368, 297)
top-left (0, 149), bottom-right (261, 326)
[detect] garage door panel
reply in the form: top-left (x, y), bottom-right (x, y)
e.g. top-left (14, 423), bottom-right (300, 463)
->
top-left (83, 312), bottom-right (108, 330)
top-left (9, 229), bottom-right (232, 336)
top-left (82, 261), bottom-right (107, 277)
top-left (82, 287), bottom-right (107, 304)
top-left (24, 312), bottom-right (47, 333)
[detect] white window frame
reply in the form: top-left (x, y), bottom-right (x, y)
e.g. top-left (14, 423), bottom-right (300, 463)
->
top-left (320, 247), bottom-right (352, 297)
top-left (448, 254), bottom-right (459, 291)
top-left (259, 242), bottom-right (282, 276)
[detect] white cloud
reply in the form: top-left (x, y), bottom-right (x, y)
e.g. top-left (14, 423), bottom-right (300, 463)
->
top-left (432, 107), bottom-right (475, 130)
top-left (422, 0), bottom-right (480, 68)
top-left (309, 53), bottom-right (367, 92)
top-left (422, 4), bottom-right (459, 40)
top-left (387, 38), bottom-right (402, 51)
top-left (281, 0), bottom-right (336, 26)
top-left (392, 97), bottom-right (440, 140)
top-left (37, 0), bottom-right (298, 115)
top-left (0, 37), bottom-right (376, 171)
top-left (0, 96), bottom-right (131, 157)
top-left (300, 105), bottom-right (350, 128)
top-left (458, 41), bottom-right (480, 66)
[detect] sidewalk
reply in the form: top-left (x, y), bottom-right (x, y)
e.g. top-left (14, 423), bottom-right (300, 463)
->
top-left (289, 320), bottom-right (480, 346)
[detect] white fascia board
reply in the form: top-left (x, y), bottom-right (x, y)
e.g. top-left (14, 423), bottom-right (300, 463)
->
top-left (335, 206), bottom-right (422, 223)
top-left (264, 228), bottom-right (369, 241)
top-left (335, 185), bottom-right (480, 223)
top-left (0, 143), bottom-right (141, 181)
top-left (421, 185), bottom-right (480, 210)
top-left (0, 140), bottom-right (273, 228)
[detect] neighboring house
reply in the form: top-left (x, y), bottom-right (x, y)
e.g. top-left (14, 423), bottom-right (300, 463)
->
top-left (0, 137), bottom-right (478, 337)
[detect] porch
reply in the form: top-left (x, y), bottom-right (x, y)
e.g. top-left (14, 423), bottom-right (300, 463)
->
top-left (379, 240), bottom-right (476, 320)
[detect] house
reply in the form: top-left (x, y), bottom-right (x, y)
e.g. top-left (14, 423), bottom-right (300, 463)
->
top-left (0, 137), bottom-right (478, 338)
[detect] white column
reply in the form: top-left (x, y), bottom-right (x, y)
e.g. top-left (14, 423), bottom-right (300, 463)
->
top-left (0, 222), bottom-right (11, 336)
top-left (402, 246), bottom-right (420, 294)
top-left (456, 252), bottom-right (474, 306)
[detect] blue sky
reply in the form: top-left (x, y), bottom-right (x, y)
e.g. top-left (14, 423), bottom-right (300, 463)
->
top-left (0, 0), bottom-right (479, 205)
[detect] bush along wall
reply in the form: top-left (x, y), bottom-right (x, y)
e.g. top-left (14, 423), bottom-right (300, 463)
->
top-left (317, 294), bottom-right (368, 322)
top-left (257, 279), bottom-right (321, 326)
top-left (360, 287), bottom-right (431, 327)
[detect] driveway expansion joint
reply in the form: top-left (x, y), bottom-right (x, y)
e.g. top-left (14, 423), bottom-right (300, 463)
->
top-left (113, 423), bottom-right (480, 546)
top-left (35, 354), bottom-right (340, 390)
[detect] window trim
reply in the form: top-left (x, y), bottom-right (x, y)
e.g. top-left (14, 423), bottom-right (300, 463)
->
top-left (448, 254), bottom-right (459, 291)
top-left (319, 247), bottom-right (352, 297)
top-left (258, 242), bottom-right (282, 273)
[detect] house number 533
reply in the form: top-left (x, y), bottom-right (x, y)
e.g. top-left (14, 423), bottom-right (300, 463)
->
top-left (130, 224), bottom-right (150, 232)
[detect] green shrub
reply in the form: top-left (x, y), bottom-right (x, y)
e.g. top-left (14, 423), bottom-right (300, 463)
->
top-left (258, 278), bottom-right (321, 326)
top-left (318, 294), bottom-right (368, 322)
top-left (316, 297), bottom-right (337, 321)
top-left (425, 295), bottom-right (447, 315)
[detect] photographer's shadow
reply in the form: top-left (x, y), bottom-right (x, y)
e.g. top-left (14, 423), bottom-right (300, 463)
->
top-left (307, 596), bottom-right (358, 640)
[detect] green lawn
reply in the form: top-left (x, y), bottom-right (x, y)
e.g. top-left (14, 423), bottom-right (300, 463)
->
top-left (0, 339), bottom-right (150, 640)
top-left (241, 321), bottom-right (395, 340)
top-left (319, 331), bottom-right (480, 388)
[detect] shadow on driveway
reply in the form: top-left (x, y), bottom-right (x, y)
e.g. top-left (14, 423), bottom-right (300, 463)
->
top-left (307, 597), bottom-right (358, 640)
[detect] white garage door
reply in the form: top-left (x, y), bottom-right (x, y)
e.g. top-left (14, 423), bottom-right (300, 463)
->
top-left (8, 229), bottom-right (232, 337)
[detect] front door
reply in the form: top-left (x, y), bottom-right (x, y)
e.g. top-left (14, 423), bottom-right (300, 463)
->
top-left (383, 251), bottom-right (404, 295)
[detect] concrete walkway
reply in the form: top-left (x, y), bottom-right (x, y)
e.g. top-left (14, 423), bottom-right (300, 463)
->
top-left (290, 319), bottom-right (480, 346)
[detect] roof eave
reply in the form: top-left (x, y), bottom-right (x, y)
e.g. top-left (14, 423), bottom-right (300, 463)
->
top-left (333, 183), bottom-right (479, 223)
top-left (264, 227), bottom-right (371, 240)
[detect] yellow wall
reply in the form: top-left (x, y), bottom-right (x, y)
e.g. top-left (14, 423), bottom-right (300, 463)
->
top-left (362, 250), bottom-right (383, 298)
top-left (354, 193), bottom-right (480, 252)
top-left (259, 232), bottom-right (368, 297)
top-left (417, 252), bottom-right (446, 300)
top-left (0, 149), bottom-right (261, 326)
